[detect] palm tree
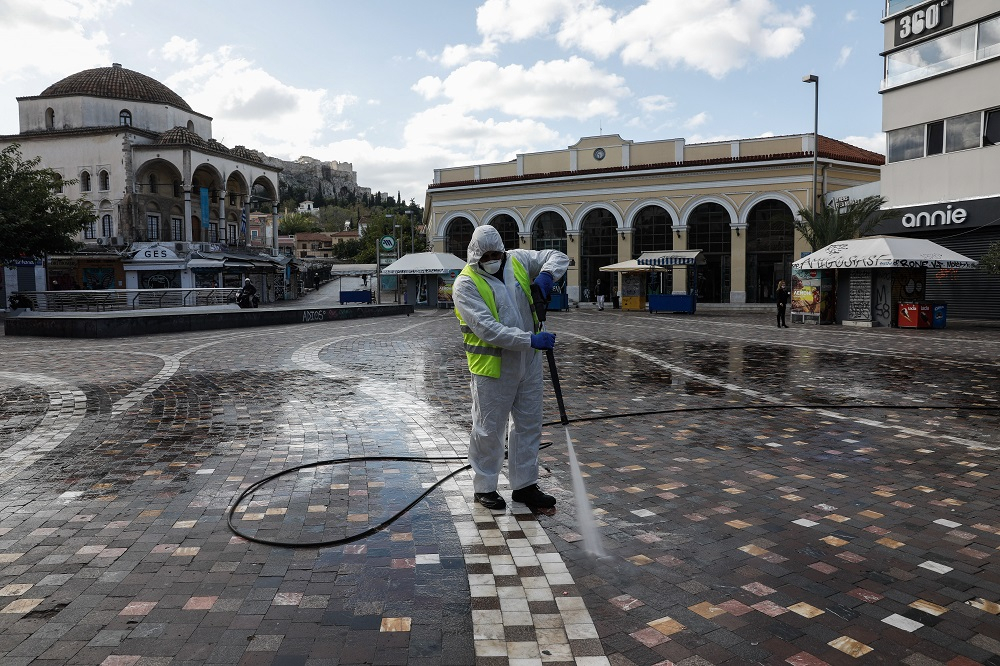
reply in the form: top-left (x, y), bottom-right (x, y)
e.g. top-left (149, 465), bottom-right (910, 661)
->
top-left (794, 194), bottom-right (890, 251)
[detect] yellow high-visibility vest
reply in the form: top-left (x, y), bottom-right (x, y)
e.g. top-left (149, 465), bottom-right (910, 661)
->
top-left (455, 256), bottom-right (539, 378)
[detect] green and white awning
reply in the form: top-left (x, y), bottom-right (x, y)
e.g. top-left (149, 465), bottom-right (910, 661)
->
top-left (636, 250), bottom-right (706, 266)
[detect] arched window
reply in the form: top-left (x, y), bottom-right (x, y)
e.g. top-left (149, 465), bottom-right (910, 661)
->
top-left (119, 109), bottom-right (132, 127)
top-left (148, 174), bottom-right (158, 194)
top-left (53, 174), bottom-right (64, 193)
top-left (445, 217), bottom-right (475, 261)
top-left (84, 219), bottom-right (97, 239)
top-left (101, 214), bottom-right (113, 237)
top-left (488, 214), bottom-right (520, 250)
top-left (186, 120), bottom-right (194, 132)
top-left (45, 108), bottom-right (55, 130)
top-left (99, 170), bottom-right (110, 191)
top-left (80, 171), bottom-right (91, 192)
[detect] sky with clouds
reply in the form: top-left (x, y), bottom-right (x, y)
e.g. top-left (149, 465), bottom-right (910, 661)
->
top-left (0, 0), bottom-right (886, 203)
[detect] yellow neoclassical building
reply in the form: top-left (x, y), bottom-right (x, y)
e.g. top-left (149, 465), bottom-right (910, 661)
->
top-left (424, 134), bottom-right (883, 306)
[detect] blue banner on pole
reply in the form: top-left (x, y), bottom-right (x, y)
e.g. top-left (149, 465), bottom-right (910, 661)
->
top-left (200, 188), bottom-right (210, 228)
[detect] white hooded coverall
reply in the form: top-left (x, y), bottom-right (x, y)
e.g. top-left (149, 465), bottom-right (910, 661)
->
top-left (452, 225), bottom-right (570, 493)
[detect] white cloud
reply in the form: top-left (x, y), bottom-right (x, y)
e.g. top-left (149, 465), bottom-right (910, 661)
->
top-left (684, 112), bottom-right (709, 129)
top-left (638, 95), bottom-right (674, 114)
top-left (836, 46), bottom-right (852, 68)
top-left (0, 0), bottom-right (128, 84)
top-left (161, 43), bottom-right (347, 158)
top-left (461, 0), bottom-right (815, 79)
top-left (159, 36), bottom-right (200, 64)
top-left (845, 10), bottom-right (858, 22)
top-left (843, 133), bottom-right (886, 155)
top-left (437, 41), bottom-right (499, 68)
top-left (412, 57), bottom-right (628, 121)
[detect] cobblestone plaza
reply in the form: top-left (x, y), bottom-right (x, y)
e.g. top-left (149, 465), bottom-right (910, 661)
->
top-left (1, 307), bottom-right (999, 665)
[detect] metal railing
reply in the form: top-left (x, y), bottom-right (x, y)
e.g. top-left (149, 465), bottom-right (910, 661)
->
top-left (9, 288), bottom-right (243, 312)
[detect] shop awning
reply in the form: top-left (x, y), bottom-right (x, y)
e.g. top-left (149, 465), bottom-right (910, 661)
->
top-left (599, 259), bottom-right (658, 273)
top-left (381, 252), bottom-right (467, 275)
top-left (792, 236), bottom-right (979, 270)
top-left (187, 258), bottom-right (225, 269)
top-left (328, 264), bottom-right (377, 275)
top-left (636, 250), bottom-right (706, 266)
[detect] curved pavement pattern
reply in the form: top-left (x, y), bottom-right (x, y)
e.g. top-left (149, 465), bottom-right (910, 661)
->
top-left (0, 309), bottom-right (999, 665)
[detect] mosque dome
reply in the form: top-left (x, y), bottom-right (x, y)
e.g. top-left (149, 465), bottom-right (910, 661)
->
top-left (39, 63), bottom-right (193, 112)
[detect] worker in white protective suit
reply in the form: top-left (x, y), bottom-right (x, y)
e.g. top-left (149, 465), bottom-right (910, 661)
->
top-left (452, 225), bottom-right (570, 511)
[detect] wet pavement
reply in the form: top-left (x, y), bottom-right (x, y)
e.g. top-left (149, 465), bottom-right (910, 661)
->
top-left (1, 306), bottom-right (1000, 666)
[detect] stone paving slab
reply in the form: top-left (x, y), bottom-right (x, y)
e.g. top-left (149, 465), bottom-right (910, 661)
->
top-left (0, 311), bottom-right (999, 665)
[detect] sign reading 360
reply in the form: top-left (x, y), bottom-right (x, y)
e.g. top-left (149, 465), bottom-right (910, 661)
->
top-left (895, 0), bottom-right (953, 46)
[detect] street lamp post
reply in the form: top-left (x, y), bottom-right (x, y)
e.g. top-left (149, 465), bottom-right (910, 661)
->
top-left (394, 223), bottom-right (401, 303)
top-left (406, 209), bottom-right (414, 255)
top-left (802, 74), bottom-right (819, 216)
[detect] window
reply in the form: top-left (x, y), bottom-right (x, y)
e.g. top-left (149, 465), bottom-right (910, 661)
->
top-left (147, 214), bottom-right (160, 241)
top-left (979, 17), bottom-right (1000, 60)
top-left (53, 174), bottom-right (64, 193)
top-left (885, 25), bottom-right (976, 87)
top-left (251, 229), bottom-right (259, 239)
top-left (99, 170), bottom-right (110, 191)
top-left (84, 219), bottom-right (96, 239)
top-left (171, 217), bottom-right (183, 241)
top-left (926, 121), bottom-right (944, 155)
top-left (887, 124), bottom-right (925, 162)
top-left (984, 110), bottom-right (1000, 146)
top-left (45, 108), bottom-right (54, 130)
top-left (80, 171), bottom-right (91, 192)
top-left (228, 224), bottom-right (237, 242)
top-left (119, 109), bottom-right (132, 126)
top-left (229, 193), bottom-right (237, 207)
top-left (209, 223), bottom-right (219, 243)
top-left (945, 112), bottom-right (981, 152)
top-left (148, 174), bottom-right (158, 194)
top-left (101, 214), bottom-right (113, 237)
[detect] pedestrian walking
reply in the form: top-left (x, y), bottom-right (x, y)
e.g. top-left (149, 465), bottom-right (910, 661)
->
top-left (775, 280), bottom-right (790, 328)
top-left (595, 278), bottom-right (607, 311)
top-left (452, 225), bottom-right (570, 511)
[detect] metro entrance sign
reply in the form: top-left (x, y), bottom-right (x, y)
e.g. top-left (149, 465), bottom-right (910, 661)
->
top-left (380, 235), bottom-right (396, 252)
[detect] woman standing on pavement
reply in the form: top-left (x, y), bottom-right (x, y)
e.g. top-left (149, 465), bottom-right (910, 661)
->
top-left (775, 280), bottom-right (789, 328)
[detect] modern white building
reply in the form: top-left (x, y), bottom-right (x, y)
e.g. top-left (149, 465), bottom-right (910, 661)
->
top-left (1, 64), bottom-right (287, 299)
top-left (877, 0), bottom-right (1000, 319)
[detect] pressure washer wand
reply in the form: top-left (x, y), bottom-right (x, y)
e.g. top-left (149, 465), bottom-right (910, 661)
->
top-left (531, 283), bottom-right (569, 425)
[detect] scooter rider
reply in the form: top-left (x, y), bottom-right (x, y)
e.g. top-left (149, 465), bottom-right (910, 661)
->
top-left (237, 278), bottom-right (258, 308)
top-left (452, 225), bottom-right (569, 510)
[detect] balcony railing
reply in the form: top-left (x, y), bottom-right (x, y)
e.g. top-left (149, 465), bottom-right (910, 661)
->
top-left (9, 288), bottom-right (243, 312)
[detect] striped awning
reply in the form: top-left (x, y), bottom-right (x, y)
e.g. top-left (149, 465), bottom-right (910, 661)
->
top-left (636, 250), bottom-right (706, 266)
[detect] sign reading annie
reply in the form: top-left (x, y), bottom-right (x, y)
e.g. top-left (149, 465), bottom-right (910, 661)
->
top-left (894, 0), bottom-right (954, 47)
top-left (875, 195), bottom-right (999, 235)
top-left (902, 204), bottom-right (966, 228)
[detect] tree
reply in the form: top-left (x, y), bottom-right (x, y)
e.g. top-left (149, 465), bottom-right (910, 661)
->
top-left (980, 242), bottom-right (1000, 274)
top-left (0, 144), bottom-right (95, 263)
top-left (278, 212), bottom-right (320, 235)
top-left (794, 195), bottom-right (890, 251)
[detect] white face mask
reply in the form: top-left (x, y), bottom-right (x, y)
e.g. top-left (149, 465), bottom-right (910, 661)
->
top-left (481, 259), bottom-right (502, 275)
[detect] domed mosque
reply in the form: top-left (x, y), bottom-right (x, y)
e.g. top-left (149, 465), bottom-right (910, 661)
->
top-left (1, 64), bottom-right (285, 294)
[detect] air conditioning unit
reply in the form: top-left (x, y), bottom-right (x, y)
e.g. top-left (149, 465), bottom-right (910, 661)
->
top-left (174, 242), bottom-right (187, 253)
top-left (97, 236), bottom-right (123, 246)
top-left (197, 243), bottom-right (213, 253)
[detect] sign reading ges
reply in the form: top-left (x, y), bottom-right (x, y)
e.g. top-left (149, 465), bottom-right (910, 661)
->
top-left (895, 0), bottom-right (953, 47)
top-left (135, 246), bottom-right (179, 261)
